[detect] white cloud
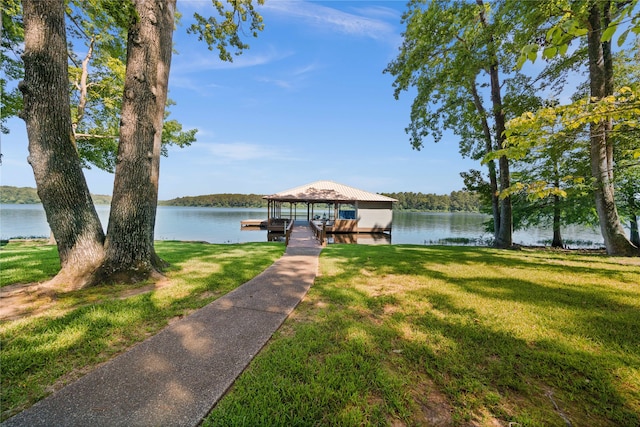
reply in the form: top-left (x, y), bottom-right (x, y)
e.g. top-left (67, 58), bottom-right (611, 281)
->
top-left (169, 76), bottom-right (203, 91)
top-left (189, 127), bottom-right (216, 138)
top-left (256, 76), bottom-right (294, 89)
top-left (261, 1), bottom-right (396, 40)
top-left (171, 45), bottom-right (293, 74)
top-left (209, 142), bottom-right (268, 160)
top-left (200, 142), bottom-right (294, 162)
top-left (352, 5), bottom-right (401, 21)
top-left (256, 61), bottom-right (321, 90)
top-left (169, 74), bottom-right (226, 93)
top-left (292, 62), bottom-right (320, 76)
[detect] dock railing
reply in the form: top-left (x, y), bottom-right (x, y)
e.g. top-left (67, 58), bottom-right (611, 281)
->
top-left (310, 220), bottom-right (327, 246)
top-left (284, 219), bottom-right (295, 246)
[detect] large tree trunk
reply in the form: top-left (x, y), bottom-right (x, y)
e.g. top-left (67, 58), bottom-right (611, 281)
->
top-left (149, 0), bottom-right (176, 270)
top-left (20, 0), bottom-right (105, 289)
top-left (587, 2), bottom-right (638, 256)
top-left (602, 0), bottom-right (615, 183)
top-left (93, 0), bottom-right (177, 284)
top-left (489, 50), bottom-right (512, 248)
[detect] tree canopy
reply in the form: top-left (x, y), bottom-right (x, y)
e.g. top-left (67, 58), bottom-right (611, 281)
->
top-left (2, 0), bottom-right (198, 171)
top-left (386, 0), bottom-right (525, 247)
top-left (389, 0), bottom-right (638, 255)
top-left (501, 0), bottom-right (639, 255)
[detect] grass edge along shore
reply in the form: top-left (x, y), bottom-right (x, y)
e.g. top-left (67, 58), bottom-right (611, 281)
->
top-left (2, 241), bottom-right (639, 426)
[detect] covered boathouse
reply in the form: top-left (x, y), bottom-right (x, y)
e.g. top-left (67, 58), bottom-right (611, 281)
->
top-left (263, 180), bottom-right (397, 234)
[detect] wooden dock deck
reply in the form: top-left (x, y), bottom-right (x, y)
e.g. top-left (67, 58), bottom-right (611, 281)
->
top-left (241, 218), bottom-right (290, 232)
top-left (240, 219), bottom-right (268, 229)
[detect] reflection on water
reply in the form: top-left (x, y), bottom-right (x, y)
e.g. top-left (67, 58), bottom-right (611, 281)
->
top-left (391, 211), bottom-right (490, 245)
top-left (1, 204), bottom-right (52, 239)
top-left (391, 211), bottom-right (605, 248)
top-left (153, 206), bottom-right (268, 243)
top-left (267, 231), bottom-right (285, 242)
top-left (1, 205), bottom-right (606, 247)
top-left (328, 233), bottom-right (391, 245)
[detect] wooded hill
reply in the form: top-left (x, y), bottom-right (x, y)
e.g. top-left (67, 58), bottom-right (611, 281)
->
top-left (381, 190), bottom-right (480, 212)
top-left (160, 194), bottom-right (267, 208)
top-left (0, 186), bottom-right (112, 205)
top-left (2, 186), bottom-right (481, 212)
top-left (161, 190), bottom-right (482, 212)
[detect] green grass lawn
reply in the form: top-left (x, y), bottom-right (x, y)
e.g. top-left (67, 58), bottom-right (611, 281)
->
top-left (0, 240), bottom-right (61, 285)
top-left (2, 242), bottom-right (639, 426)
top-left (206, 245), bottom-right (640, 427)
top-left (0, 240), bottom-right (284, 421)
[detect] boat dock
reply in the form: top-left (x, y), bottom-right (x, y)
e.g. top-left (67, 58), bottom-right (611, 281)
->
top-left (240, 219), bottom-right (268, 229)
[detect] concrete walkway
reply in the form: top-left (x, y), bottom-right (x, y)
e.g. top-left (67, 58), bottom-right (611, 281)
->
top-left (3, 224), bottom-right (322, 427)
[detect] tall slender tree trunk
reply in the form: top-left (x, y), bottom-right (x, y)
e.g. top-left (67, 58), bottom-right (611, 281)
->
top-left (552, 194), bottom-right (563, 248)
top-left (476, 0), bottom-right (512, 248)
top-left (495, 155), bottom-right (512, 248)
top-left (20, 0), bottom-right (105, 288)
top-left (587, 2), bottom-right (638, 256)
top-left (470, 83), bottom-right (500, 237)
top-left (602, 0), bottom-right (615, 182)
top-left (629, 206), bottom-right (639, 248)
top-left (551, 161), bottom-right (563, 248)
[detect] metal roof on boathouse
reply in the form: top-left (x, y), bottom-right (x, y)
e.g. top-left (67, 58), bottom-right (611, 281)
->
top-left (264, 180), bottom-right (397, 203)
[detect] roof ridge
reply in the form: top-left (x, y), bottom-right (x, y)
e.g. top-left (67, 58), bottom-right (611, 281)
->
top-left (265, 181), bottom-right (397, 202)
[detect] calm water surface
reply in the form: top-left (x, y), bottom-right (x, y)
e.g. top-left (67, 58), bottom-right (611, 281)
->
top-left (0, 204), bottom-right (605, 247)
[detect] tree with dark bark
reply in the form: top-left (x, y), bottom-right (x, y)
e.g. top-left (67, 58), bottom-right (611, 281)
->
top-left (508, 129), bottom-right (595, 249)
top-left (475, 0), bottom-right (513, 248)
top-left (586, 2), bottom-right (637, 255)
top-left (386, 0), bottom-right (518, 248)
top-left (20, 0), bottom-right (106, 288)
top-left (19, 0), bottom-right (264, 287)
top-left (510, 0), bottom-right (639, 256)
top-left (90, 0), bottom-right (176, 284)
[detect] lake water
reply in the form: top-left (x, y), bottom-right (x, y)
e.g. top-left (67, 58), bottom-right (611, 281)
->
top-left (0, 204), bottom-right (606, 248)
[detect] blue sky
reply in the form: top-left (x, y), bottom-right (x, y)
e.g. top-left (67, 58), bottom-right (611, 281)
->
top-left (2, 0), bottom-right (479, 200)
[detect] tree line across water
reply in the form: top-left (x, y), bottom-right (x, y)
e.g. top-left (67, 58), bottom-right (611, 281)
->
top-left (1, 186), bottom-right (112, 205)
top-left (381, 191), bottom-right (480, 212)
top-left (162, 190), bottom-right (481, 211)
top-left (1, 186), bottom-right (481, 212)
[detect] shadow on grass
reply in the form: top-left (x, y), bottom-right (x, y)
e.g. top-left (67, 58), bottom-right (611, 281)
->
top-left (325, 244), bottom-right (638, 282)
top-left (0, 243), bottom-right (61, 286)
top-left (321, 245), bottom-right (639, 425)
top-left (0, 241), bottom-right (284, 421)
top-left (397, 289), bottom-right (639, 426)
top-left (208, 244), bottom-right (639, 426)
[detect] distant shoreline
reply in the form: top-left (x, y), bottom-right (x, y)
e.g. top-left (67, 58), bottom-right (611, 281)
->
top-left (1, 186), bottom-right (482, 213)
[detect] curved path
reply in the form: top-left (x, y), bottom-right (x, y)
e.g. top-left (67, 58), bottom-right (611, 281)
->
top-left (3, 224), bottom-right (321, 427)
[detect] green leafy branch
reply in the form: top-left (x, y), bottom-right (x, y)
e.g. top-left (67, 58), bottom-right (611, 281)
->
top-left (516, 0), bottom-right (640, 69)
top-left (187, 0), bottom-right (265, 62)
